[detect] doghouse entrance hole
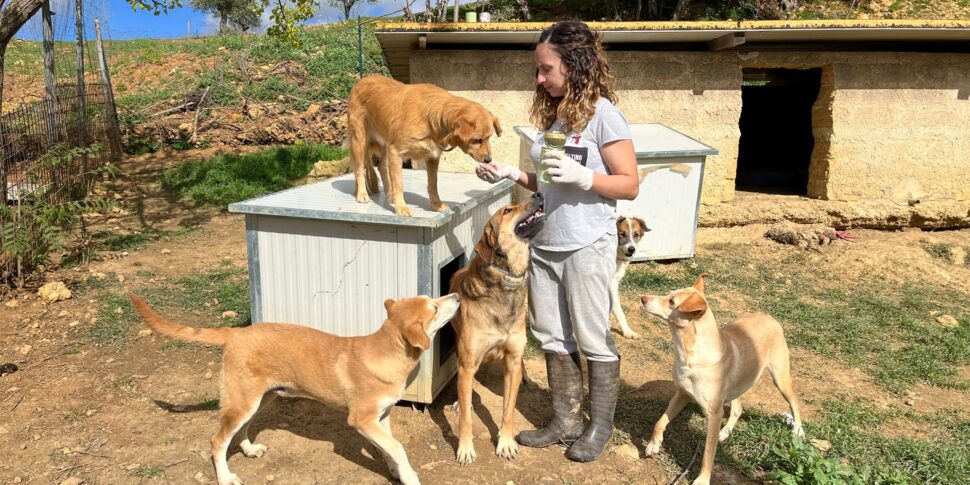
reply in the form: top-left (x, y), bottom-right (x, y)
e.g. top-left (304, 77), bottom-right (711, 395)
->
top-left (436, 254), bottom-right (464, 367)
top-left (737, 68), bottom-right (822, 195)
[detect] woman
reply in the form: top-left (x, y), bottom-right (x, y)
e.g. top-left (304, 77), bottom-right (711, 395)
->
top-left (476, 20), bottom-right (639, 462)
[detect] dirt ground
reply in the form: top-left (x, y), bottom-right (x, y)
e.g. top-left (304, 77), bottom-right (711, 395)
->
top-left (1, 148), bottom-right (968, 485)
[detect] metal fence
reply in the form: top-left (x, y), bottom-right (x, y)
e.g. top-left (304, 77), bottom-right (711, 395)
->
top-left (1, 82), bottom-right (116, 205)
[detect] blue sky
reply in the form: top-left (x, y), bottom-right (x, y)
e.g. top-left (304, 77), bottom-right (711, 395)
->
top-left (15, 0), bottom-right (418, 41)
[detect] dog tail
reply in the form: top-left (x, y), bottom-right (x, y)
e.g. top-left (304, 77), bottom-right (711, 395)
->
top-left (128, 293), bottom-right (230, 346)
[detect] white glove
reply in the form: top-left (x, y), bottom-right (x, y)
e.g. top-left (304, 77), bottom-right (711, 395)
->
top-left (543, 151), bottom-right (594, 190)
top-left (475, 162), bottom-right (520, 184)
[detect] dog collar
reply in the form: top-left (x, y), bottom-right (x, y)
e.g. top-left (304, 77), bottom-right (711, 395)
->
top-left (489, 263), bottom-right (526, 289)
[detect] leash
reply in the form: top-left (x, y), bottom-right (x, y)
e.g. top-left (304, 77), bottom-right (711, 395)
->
top-left (668, 441), bottom-right (702, 485)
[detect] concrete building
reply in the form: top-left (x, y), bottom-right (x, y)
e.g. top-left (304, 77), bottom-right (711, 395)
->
top-left (374, 20), bottom-right (970, 228)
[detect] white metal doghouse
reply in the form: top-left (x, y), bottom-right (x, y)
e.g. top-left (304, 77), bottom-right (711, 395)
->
top-left (515, 123), bottom-right (718, 261)
top-left (229, 171), bottom-right (515, 403)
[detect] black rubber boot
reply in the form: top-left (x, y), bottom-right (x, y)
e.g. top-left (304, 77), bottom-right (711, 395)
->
top-left (515, 352), bottom-right (584, 448)
top-left (565, 359), bottom-right (620, 462)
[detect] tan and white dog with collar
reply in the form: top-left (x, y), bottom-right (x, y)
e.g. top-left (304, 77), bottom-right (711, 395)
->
top-left (610, 215), bottom-right (649, 339)
top-left (639, 274), bottom-right (804, 485)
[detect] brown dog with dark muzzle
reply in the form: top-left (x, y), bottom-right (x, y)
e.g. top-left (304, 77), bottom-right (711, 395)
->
top-left (448, 193), bottom-right (546, 465)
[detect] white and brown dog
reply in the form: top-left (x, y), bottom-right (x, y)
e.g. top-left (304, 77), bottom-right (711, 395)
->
top-left (610, 215), bottom-right (649, 339)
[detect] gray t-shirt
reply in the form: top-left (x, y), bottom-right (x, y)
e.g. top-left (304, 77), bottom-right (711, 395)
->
top-left (530, 97), bottom-right (632, 251)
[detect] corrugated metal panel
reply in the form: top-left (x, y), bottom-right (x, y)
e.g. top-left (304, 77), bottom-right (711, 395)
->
top-left (516, 123), bottom-right (715, 261)
top-left (254, 216), bottom-right (418, 336)
top-left (618, 158), bottom-right (706, 260)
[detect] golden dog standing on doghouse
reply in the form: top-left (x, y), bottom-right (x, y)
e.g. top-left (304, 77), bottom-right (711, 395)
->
top-left (347, 76), bottom-right (502, 217)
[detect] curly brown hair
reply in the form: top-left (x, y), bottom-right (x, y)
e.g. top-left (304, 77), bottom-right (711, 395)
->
top-left (530, 21), bottom-right (617, 134)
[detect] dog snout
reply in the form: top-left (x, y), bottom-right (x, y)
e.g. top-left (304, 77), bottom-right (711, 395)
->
top-left (531, 192), bottom-right (544, 204)
top-left (640, 295), bottom-right (652, 305)
top-left (624, 246), bottom-right (636, 257)
top-left (483, 155), bottom-right (492, 164)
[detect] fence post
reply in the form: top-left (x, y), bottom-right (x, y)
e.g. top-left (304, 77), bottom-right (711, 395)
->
top-left (42, 1), bottom-right (59, 145)
top-left (94, 19), bottom-right (123, 160)
top-left (75, 0), bottom-right (89, 178)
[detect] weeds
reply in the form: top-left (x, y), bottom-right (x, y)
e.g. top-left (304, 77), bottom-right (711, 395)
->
top-left (159, 143), bottom-right (345, 207)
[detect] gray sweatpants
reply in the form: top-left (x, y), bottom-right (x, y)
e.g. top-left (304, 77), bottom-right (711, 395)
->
top-left (528, 232), bottom-right (619, 362)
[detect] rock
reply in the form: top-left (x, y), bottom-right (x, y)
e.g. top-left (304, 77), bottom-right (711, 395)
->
top-left (37, 282), bottom-right (72, 302)
top-left (5, 299), bottom-right (18, 308)
top-left (19, 344), bottom-right (32, 356)
top-left (227, 113), bottom-right (243, 123)
top-left (59, 478), bottom-right (83, 485)
top-left (950, 246), bottom-right (966, 265)
top-left (305, 104), bottom-right (321, 117)
top-left (204, 371), bottom-right (213, 379)
top-left (161, 249), bottom-right (172, 255)
top-left (137, 329), bottom-right (153, 337)
top-left (612, 442), bottom-right (640, 460)
top-left (0, 425), bottom-right (8, 434)
top-left (58, 310), bottom-right (69, 317)
top-left (266, 475), bottom-right (275, 482)
top-left (810, 438), bottom-right (832, 452)
top-left (429, 444), bottom-right (437, 450)
top-left (221, 311), bottom-right (238, 319)
top-left (178, 122), bottom-right (193, 133)
top-left (194, 471), bottom-right (208, 484)
top-left (936, 315), bottom-right (959, 328)
top-left (69, 321), bottom-right (81, 327)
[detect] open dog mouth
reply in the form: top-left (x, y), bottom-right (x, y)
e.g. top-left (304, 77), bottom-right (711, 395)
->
top-left (514, 206), bottom-right (546, 239)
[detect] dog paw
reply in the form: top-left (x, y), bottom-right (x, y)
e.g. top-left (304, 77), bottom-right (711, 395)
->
top-left (394, 205), bottom-right (414, 217)
top-left (644, 441), bottom-right (663, 457)
top-left (495, 435), bottom-right (518, 460)
top-left (792, 424), bottom-right (805, 437)
top-left (398, 469), bottom-right (421, 485)
top-left (355, 192), bottom-right (372, 204)
top-left (456, 442), bottom-right (477, 466)
top-left (217, 472), bottom-right (243, 485)
top-left (449, 400), bottom-right (460, 414)
top-left (621, 330), bottom-right (641, 340)
top-left (431, 202), bottom-right (449, 212)
top-left (718, 427), bottom-right (733, 442)
top-left (691, 477), bottom-right (711, 485)
top-left (241, 441), bottom-right (267, 458)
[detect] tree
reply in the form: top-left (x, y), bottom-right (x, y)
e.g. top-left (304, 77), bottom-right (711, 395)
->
top-left (0, 0), bottom-right (47, 116)
top-left (190, 0), bottom-right (261, 33)
top-left (327, 0), bottom-right (377, 21)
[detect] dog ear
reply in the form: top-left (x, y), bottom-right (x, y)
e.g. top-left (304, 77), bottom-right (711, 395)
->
top-left (677, 292), bottom-right (708, 318)
top-left (384, 298), bottom-right (395, 315)
top-left (492, 115), bottom-right (503, 137)
top-left (692, 273), bottom-right (709, 293)
top-left (634, 217), bottom-right (649, 233)
top-left (475, 220), bottom-right (497, 264)
top-left (402, 321), bottom-right (431, 350)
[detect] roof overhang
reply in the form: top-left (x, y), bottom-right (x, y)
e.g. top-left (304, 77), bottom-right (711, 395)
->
top-left (375, 20), bottom-right (970, 82)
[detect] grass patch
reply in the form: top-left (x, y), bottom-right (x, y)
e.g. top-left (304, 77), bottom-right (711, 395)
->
top-left (141, 261), bottom-right (251, 327)
top-left (720, 398), bottom-right (969, 483)
top-left (82, 263), bottom-right (250, 347)
top-left (159, 144), bottom-right (345, 208)
top-left (924, 242), bottom-right (954, 262)
top-left (130, 464), bottom-right (163, 478)
top-left (621, 248), bottom-right (970, 394)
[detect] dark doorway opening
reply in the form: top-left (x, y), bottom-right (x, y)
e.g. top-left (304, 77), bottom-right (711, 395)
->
top-left (436, 255), bottom-right (463, 367)
top-left (737, 68), bottom-right (822, 195)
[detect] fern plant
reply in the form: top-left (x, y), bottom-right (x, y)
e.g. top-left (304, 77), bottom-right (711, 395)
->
top-left (1, 143), bottom-right (114, 289)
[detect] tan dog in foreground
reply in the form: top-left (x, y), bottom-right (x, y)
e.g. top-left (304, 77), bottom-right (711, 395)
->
top-left (347, 75), bottom-right (502, 217)
top-left (449, 193), bottom-right (546, 465)
top-left (129, 292), bottom-right (460, 485)
top-left (639, 275), bottom-right (804, 485)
